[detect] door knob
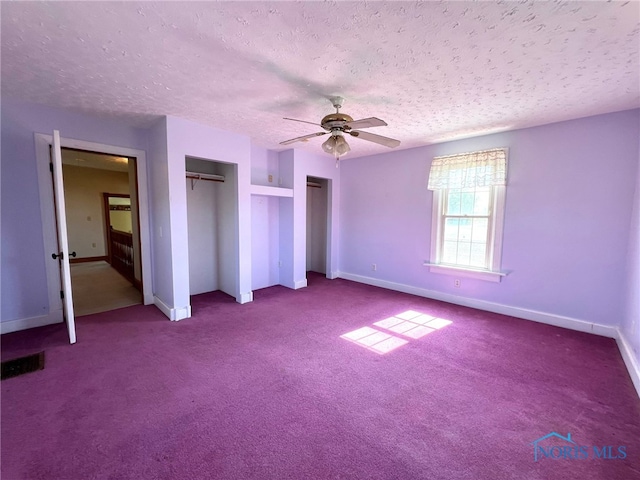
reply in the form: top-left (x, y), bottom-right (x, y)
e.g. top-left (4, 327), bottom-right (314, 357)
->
top-left (52, 252), bottom-right (76, 260)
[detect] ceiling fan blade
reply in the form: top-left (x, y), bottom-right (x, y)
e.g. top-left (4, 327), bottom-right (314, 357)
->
top-left (349, 130), bottom-right (400, 148)
top-left (279, 131), bottom-right (327, 146)
top-left (283, 117), bottom-right (321, 127)
top-left (345, 117), bottom-right (388, 129)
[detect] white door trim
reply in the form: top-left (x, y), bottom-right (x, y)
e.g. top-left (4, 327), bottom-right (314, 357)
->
top-left (34, 133), bottom-right (153, 317)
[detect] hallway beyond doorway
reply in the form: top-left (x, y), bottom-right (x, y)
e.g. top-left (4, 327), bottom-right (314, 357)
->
top-left (71, 261), bottom-right (141, 316)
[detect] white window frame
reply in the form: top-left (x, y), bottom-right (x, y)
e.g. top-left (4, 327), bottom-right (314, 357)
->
top-left (427, 185), bottom-right (506, 282)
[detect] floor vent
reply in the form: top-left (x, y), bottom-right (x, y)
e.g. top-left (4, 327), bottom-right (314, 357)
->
top-left (1, 352), bottom-right (45, 380)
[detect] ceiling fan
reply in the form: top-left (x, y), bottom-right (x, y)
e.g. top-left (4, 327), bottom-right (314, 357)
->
top-left (279, 97), bottom-right (400, 164)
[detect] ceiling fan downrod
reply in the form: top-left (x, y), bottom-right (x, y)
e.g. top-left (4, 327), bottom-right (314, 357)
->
top-left (330, 96), bottom-right (345, 113)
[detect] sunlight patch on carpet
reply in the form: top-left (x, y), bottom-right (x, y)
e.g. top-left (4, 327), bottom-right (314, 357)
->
top-left (425, 318), bottom-right (453, 329)
top-left (395, 310), bottom-right (422, 320)
top-left (341, 310), bottom-right (452, 354)
top-left (340, 328), bottom-right (408, 355)
top-left (375, 311), bottom-right (452, 338)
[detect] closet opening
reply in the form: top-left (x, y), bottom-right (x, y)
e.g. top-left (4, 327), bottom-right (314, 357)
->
top-left (185, 157), bottom-right (238, 309)
top-left (306, 176), bottom-right (329, 275)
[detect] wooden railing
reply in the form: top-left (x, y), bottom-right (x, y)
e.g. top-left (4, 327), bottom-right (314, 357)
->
top-left (109, 229), bottom-right (135, 284)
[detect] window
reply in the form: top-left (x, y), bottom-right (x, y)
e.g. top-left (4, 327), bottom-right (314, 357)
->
top-left (427, 148), bottom-right (507, 282)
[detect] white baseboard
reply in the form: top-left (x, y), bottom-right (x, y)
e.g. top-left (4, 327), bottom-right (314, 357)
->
top-left (338, 272), bottom-right (618, 338)
top-left (0, 311), bottom-right (63, 334)
top-left (154, 296), bottom-right (191, 321)
top-left (237, 291), bottom-right (253, 304)
top-left (281, 279), bottom-right (308, 290)
top-left (174, 305), bottom-right (191, 321)
top-left (616, 330), bottom-right (640, 398)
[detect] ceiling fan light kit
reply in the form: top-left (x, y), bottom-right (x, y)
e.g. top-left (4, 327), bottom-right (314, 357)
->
top-left (280, 97), bottom-right (400, 165)
top-left (322, 131), bottom-right (351, 157)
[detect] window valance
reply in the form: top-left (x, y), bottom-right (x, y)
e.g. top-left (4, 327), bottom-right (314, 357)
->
top-left (427, 148), bottom-right (507, 190)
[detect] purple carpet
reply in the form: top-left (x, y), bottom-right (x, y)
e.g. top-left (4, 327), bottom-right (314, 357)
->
top-left (2, 273), bottom-right (639, 479)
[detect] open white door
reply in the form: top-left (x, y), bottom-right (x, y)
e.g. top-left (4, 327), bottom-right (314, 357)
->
top-left (51, 130), bottom-right (77, 344)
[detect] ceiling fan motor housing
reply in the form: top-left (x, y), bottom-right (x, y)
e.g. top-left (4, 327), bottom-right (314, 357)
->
top-left (321, 113), bottom-right (354, 131)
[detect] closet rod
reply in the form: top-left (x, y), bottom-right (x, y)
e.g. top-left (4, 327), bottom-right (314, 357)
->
top-left (186, 171), bottom-right (225, 182)
top-left (186, 171), bottom-right (225, 190)
top-left (307, 181), bottom-right (322, 188)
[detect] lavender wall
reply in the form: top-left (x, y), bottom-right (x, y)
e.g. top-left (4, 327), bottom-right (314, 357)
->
top-left (251, 194), bottom-right (281, 290)
top-left (1, 99), bottom-right (148, 322)
top-left (339, 109), bottom-right (640, 327)
top-left (250, 145), bottom-right (279, 187)
top-left (621, 134), bottom-right (640, 368)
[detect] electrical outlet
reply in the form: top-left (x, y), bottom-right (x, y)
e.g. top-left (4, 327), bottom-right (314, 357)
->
top-left (372, 264), bottom-right (377, 271)
top-left (454, 279), bottom-right (461, 288)
top-left (268, 174), bottom-right (273, 183)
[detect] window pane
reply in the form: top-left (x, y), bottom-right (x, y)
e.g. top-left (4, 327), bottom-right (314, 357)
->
top-left (458, 218), bottom-right (472, 242)
top-left (457, 242), bottom-right (471, 265)
top-left (442, 241), bottom-right (458, 264)
top-left (471, 218), bottom-right (488, 243)
top-left (444, 218), bottom-right (459, 241)
top-left (460, 191), bottom-right (474, 215)
top-left (446, 191), bottom-right (461, 215)
top-left (473, 188), bottom-right (491, 215)
top-left (470, 243), bottom-right (487, 267)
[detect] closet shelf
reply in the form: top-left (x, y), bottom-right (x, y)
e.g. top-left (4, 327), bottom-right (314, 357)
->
top-left (250, 184), bottom-right (293, 198)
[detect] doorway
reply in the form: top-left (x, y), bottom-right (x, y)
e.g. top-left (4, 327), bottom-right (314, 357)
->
top-left (35, 133), bottom-right (153, 339)
top-left (61, 148), bottom-right (142, 316)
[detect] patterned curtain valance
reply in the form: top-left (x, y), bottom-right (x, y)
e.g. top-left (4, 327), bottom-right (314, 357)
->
top-left (427, 148), bottom-right (507, 190)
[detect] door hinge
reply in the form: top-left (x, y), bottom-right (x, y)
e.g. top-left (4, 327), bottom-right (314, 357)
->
top-left (60, 290), bottom-right (64, 299)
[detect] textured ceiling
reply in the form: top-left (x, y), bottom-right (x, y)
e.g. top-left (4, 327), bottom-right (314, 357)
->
top-left (2, 1), bottom-right (639, 158)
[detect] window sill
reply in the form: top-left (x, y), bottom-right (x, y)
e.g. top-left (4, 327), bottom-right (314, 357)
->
top-left (423, 263), bottom-right (508, 283)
